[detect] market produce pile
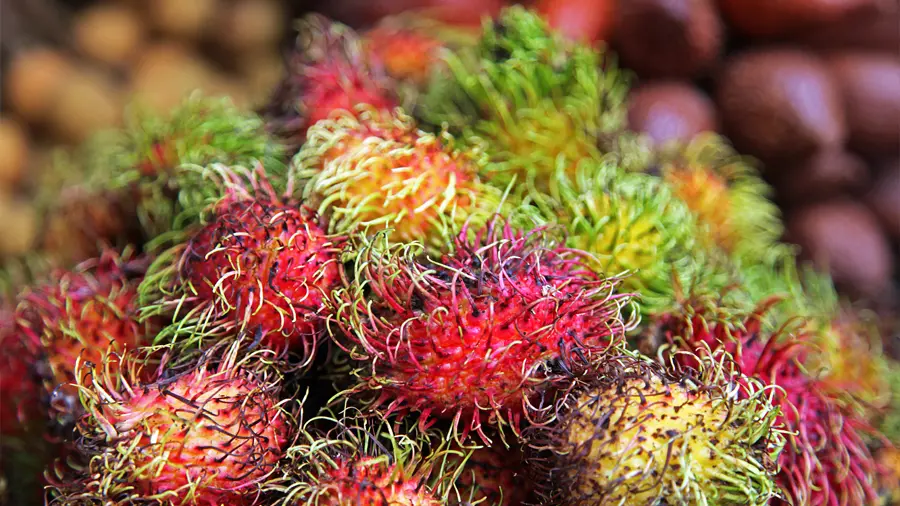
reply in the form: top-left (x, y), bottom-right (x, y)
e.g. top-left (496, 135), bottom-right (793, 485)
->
top-left (1, 7), bottom-right (897, 505)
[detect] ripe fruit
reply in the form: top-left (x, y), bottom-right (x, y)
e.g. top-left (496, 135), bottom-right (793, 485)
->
top-left (142, 177), bottom-right (343, 363)
top-left (718, 0), bottom-right (880, 39)
top-left (446, 442), bottom-right (532, 505)
top-left (716, 49), bottom-right (846, 162)
top-left (15, 250), bottom-right (150, 424)
top-left (659, 300), bottom-right (882, 506)
top-left (331, 220), bottom-right (633, 442)
top-left (295, 106), bottom-right (504, 252)
top-left (536, 0), bottom-right (618, 43)
top-left (770, 149), bottom-right (870, 204)
top-left (264, 14), bottom-right (398, 151)
top-left (48, 344), bottom-right (292, 505)
top-left (614, 0), bottom-right (722, 79)
top-left (0, 305), bottom-right (40, 434)
top-left (526, 355), bottom-right (783, 505)
top-left (270, 409), bottom-right (446, 505)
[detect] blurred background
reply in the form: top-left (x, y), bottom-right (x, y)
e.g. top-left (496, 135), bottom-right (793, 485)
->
top-left (1, 0), bottom-right (898, 349)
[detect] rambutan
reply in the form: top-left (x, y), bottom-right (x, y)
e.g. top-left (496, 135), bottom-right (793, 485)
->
top-left (263, 14), bottom-right (398, 151)
top-left (658, 134), bottom-right (785, 262)
top-left (14, 249), bottom-right (151, 425)
top-left (329, 220), bottom-right (635, 443)
top-left (524, 354), bottom-right (784, 505)
top-left (419, 6), bottom-right (629, 190)
top-left (294, 105), bottom-right (507, 252)
top-left (658, 300), bottom-right (882, 506)
top-left (141, 171), bottom-right (343, 365)
top-left (0, 305), bottom-right (40, 434)
top-left (444, 440), bottom-right (533, 506)
top-left (527, 159), bottom-right (726, 317)
top-left (47, 343), bottom-right (294, 505)
top-left (269, 407), bottom-right (449, 505)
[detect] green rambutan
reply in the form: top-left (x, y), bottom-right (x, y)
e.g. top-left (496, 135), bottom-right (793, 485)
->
top-left (263, 14), bottom-right (399, 151)
top-left (658, 134), bottom-right (785, 263)
top-left (329, 219), bottom-right (635, 443)
top-left (47, 343), bottom-right (294, 505)
top-left (527, 158), bottom-right (725, 317)
top-left (140, 169), bottom-right (344, 365)
top-left (419, 6), bottom-right (630, 191)
top-left (525, 353), bottom-right (784, 505)
top-left (14, 249), bottom-right (152, 425)
top-left (293, 105), bottom-right (508, 253)
top-left (269, 406), bottom-right (451, 505)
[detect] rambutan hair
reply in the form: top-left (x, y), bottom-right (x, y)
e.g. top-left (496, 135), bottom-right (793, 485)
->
top-left (329, 218), bottom-right (636, 444)
top-left (139, 166), bottom-right (344, 369)
top-left (293, 105), bottom-right (509, 254)
top-left (523, 351), bottom-right (785, 506)
top-left (419, 6), bottom-right (630, 191)
top-left (47, 341), bottom-right (296, 505)
top-left (657, 299), bottom-right (882, 506)
top-left (266, 404), bottom-right (456, 505)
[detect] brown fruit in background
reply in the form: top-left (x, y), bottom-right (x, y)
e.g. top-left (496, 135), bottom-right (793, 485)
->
top-left (0, 119), bottom-right (29, 189)
top-left (3, 48), bottom-right (75, 125)
top-left (787, 199), bottom-right (893, 299)
top-left (73, 3), bottom-right (145, 66)
top-left (613, 0), bottom-right (722, 79)
top-left (130, 43), bottom-right (217, 114)
top-left (717, 0), bottom-right (879, 39)
top-left (320, 0), bottom-right (505, 28)
top-left (536, 0), bottom-right (617, 43)
top-left (148, 0), bottom-right (217, 39)
top-left (627, 81), bottom-right (717, 145)
top-left (216, 0), bottom-right (286, 53)
top-left (772, 149), bottom-right (869, 204)
top-left (716, 49), bottom-right (846, 163)
top-left (828, 53), bottom-right (900, 157)
top-left (795, 7), bottom-right (900, 54)
top-left (867, 159), bottom-right (900, 242)
top-left (0, 194), bottom-right (37, 256)
top-left (48, 70), bottom-right (122, 144)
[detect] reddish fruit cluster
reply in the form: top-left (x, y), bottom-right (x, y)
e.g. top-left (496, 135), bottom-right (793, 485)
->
top-left (333, 220), bottom-right (635, 442)
top-left (658, 300), bottom-right (880, 506)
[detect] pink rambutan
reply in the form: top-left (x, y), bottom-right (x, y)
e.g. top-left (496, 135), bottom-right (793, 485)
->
top-left (48, 343), bottom-right (294, 505)
top-left (330, 219), bottom-right (635, 443)
top-left (142, 174), bottom-right (344, 363)
top-left (14, 250), bottom-right (151, 423)
top-left (264, 14), bottom-right (398, 150)
top-left (658, 299), bottom-right (881, 506)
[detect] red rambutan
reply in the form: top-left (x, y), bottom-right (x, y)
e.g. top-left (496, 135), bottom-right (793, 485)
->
top-left (445, 441), bottom-right (533, 506)
top-left (0, 305), bottom-right (40, 434)
top-left (14, 249), bottom-right (151, 424)
top-left (264, 14), bottom-right (398, 150)
top-left (142, 173), bottom-right (344, 364)
top-left (48, 343), bottom-right (294, 505)
top-left (330, 220), bottom-right (635, 443)
top-left (658, 300), bottom-right (881, 506)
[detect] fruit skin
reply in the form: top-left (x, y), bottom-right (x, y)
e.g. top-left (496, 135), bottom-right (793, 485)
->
top-left (141, 171), bottom-right (344, 365)
top-left (15, 249), bottom-right (151, 426)
top-left (419, 6), bottom-right (631, 191)
top-left (716, 49), bottom-right (846, 163)
top-left (771, 148), bottom-right (870, 205)
top-left (827, 52), bottom-right (900, 157)
top-left (786, 199), bottom-right (894, 299)
top-left (524, 354), bottom-right (784, 506)
top-left (267, 407), bottom-right (449, 505)
top-left (294, 105), bottom-right (506, 254)
top-left (263, 14), bottom-right (398, 152)
top-left (867, 160), bottom-right (900, 241)
top-left (47, 343), bottom-right (293, 505)
top-left (614, 0), bottom-right (722, 79)
top-left (717, 0), bottom-right (880, 39)
top-left (659, 299), bottom-right (882, 506)
top-left (445, 441), bottom-right (533, 506)
top-left (330, 220), bottom-right (635, 443)
top-left (627, 81), bottom-right (718, 145)
top-left (0, 305), bottom-right (41, 434)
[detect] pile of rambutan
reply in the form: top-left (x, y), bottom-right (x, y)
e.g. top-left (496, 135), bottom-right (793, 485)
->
top-left (1, 6), bottom-right (896, 506)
